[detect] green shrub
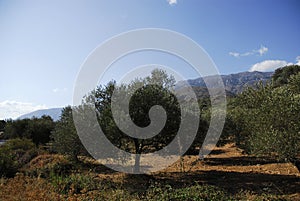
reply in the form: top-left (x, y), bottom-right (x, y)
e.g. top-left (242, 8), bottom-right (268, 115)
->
top-left (49, 173), bottom-right (100, 195)
top-left (0, 138), bottom-right (37, 177)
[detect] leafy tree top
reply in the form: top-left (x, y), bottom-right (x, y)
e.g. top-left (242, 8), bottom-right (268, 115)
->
top-left (272, 65), bottom-right (300, 87)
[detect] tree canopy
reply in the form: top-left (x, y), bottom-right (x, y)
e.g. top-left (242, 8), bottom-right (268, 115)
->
top-left (3, 116), bottom-right (55, 146)
top-left (51, 106), bottom-right (88, 162)
top-left (88, 69), bottom-right (182, 172)
top-left (231, 66), bottom-right (300, 169)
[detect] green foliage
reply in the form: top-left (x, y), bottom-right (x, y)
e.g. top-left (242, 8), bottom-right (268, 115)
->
top-left (0, 120), bottom-right (6, 132)
top-left (185, 100), bottom-right (210, 154)
top-left (3, 119), bottom-right (30, 139)
top-left (3, 116), bottom-right (55, 146)
top-left (51, 106), bottom-right (88, 162)
top-left (25, 116), bottom-right (55, 145)
top-left (86, 69), bottom-right (184, 171)
top-left (231, 68), bottom-right (300, 164)
top-left (272, 65), bottom-right (300, 87)
top-left (0, 138), bottom-right (37, 177)
top-left (144, 183), bottom-right (233, 201)
top-left (49, 173), bottom-right (100, 195)
top-left (128, 82), bottom-right (181, 152)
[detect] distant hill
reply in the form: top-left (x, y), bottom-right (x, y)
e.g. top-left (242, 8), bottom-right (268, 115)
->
top-left (175, 85), bottom-right (235, 101)
top-left (18, 108), bottom-right (63, 121)
top-left (176, 71), bottom-right (273, 95)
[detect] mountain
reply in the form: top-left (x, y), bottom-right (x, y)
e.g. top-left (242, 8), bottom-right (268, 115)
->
top-left (18, 108), bottom-right (63, 121)
top-left (175, 85), bottom-right (236, 101)
top-left (176, 71), bottom-right (273, 95)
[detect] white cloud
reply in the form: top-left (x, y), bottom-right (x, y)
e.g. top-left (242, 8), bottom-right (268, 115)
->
top-left (0, 100), bottom-right (47, 120)
top-left (296, 56), bottom-right (300, 66)
top-left (249, 60), bottom-right (293, 72)
top-left (229, 52), bottom-right (240, 57)
top-left (257, 46), bottom-right (268, 56)
top-left (229, 45), bottom-right (268, 57)
top-left (167, 0), bottom-right (177, 5)
top-left (52, 88), bottom-right (67, 93)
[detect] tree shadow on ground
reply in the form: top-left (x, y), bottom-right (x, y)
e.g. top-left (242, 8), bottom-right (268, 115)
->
top-left (79, 159), bottom-right (152, 175)
top-left (153, 170), bottom-right (300, 196)
top-left (80, 155), bottom-right (300, 196)
top-left (204, 156), bottom-right (281, 166)
top-left (209, 149), bottom-right (226, 155)
top-left (185, 149), bottom-right (226, 156)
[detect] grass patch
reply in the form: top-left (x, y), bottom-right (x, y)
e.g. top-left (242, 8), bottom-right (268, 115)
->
top-left (143, 183), bottom-right (234, 201)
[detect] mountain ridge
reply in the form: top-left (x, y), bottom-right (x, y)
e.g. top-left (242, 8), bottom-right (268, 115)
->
top-left (18, 108), bottom-right (62, 121)
top-left (176, 71), bottom-right (273, 94)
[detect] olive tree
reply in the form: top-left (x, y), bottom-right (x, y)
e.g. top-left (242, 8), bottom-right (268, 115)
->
top-left (89, 69), bottom-right (181, 172)
top-left (231, 69), bottom-right (300, 170)
top-left (51, 106), bottom-right (88, 162)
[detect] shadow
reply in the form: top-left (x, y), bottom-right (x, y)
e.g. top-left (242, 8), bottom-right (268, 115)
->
top-left (204, 156), bottom-right (281, 166)
top-left (209, 149), bottom-right (226, 155)
top-left (154, 170), bottom-right (300, 195)
top-left (78, 160), bottom-right (117, 174)
top-left (79, 160), bottom-right (152, 175)
top-left (123, 174), bottom-right (156, 193)
top-left (185, 149), bottom-right (226, 156)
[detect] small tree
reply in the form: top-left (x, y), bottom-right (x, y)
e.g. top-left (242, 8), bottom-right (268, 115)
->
top-left (51, 106), bottom-right (88, 162)
top-left (25, 116), bottom-right (55, 146)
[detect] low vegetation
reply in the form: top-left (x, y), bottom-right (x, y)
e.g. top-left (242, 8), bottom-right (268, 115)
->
top-left (0, 138), bottom-right (37, 177)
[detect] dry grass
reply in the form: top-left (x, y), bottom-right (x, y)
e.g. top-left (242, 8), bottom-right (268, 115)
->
top-left (0, 174), bottom-right (59, 201)
top-left (0, 144), bottom-right (299, 200)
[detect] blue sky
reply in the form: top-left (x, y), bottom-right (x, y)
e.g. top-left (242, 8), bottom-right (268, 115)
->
top-left (0, 0), bottom-right (299, 119)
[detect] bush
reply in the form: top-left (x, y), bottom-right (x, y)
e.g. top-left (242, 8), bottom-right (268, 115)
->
top-left (231, 69), bottom-right (300, 169)
top-left (49, 173), bottom-right (100, 195)
top-left (0, 138), bottom-right (37, 177)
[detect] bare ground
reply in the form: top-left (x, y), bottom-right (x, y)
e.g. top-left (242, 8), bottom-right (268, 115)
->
top-left (96, 143), bottom-right (300, 199)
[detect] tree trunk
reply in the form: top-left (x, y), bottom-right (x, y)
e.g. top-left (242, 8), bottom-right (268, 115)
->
top-left (133, 139), bottom-right (142, 173)
top-left (134, 154), bottom-right (141, 173)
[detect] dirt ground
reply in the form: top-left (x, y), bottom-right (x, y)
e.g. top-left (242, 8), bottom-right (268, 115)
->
top-left (96, 143), bottom-right (300, 199)
top-left (1, 143), bottom-right (299, 200)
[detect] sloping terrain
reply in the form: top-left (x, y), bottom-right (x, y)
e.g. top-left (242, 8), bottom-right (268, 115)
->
top-left (176, 71), bottom-right (273, 94)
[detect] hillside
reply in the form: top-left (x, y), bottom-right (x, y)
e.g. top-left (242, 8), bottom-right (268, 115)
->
top-left (18, 108), bottom-right (62, 121)
top-left (177, 71), bottom-right (273, 94)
